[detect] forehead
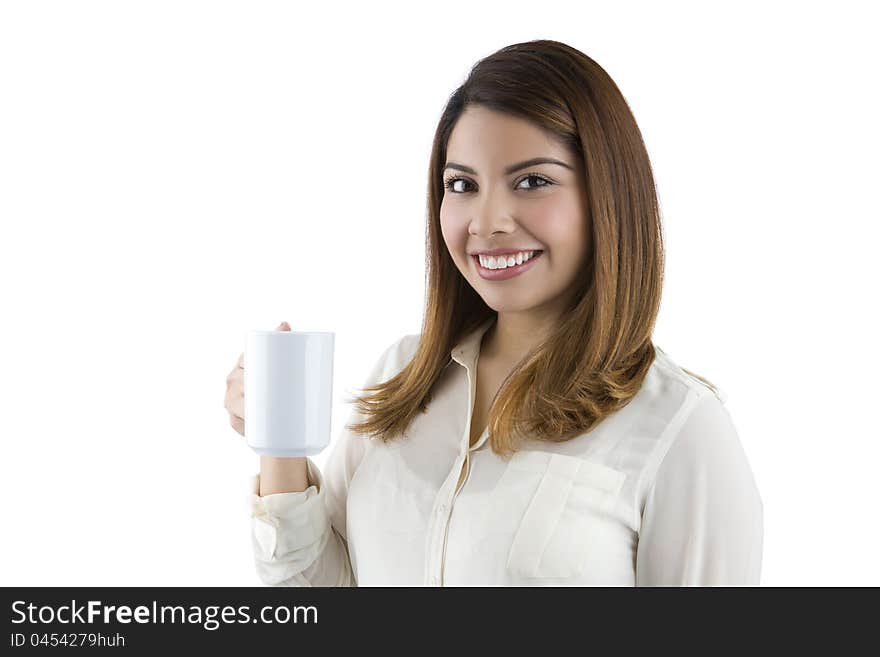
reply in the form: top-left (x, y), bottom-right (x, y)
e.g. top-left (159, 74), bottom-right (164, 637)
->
top-left (446, 105), bottom-right (567, 164)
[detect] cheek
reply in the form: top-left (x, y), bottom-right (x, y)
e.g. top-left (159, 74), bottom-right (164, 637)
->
top-left (439, 207), bottom-right (467, 256)
top-left (527, 196), bottom-right (589, 265)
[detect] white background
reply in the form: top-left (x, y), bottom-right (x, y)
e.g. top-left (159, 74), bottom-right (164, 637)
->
top-left (1, 0), bottom-right (877, 586)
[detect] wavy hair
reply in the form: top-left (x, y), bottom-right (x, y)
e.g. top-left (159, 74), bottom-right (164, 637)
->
top-left (346, 39), bottom-right (665, 459)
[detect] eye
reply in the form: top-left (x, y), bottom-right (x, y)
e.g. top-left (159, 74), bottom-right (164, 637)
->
top-left (516, 174), bottom-right (553, 190)
top-left (443, 176), bottom-right (473, 194)
top-left (442, 172), bottom-right (554, 194)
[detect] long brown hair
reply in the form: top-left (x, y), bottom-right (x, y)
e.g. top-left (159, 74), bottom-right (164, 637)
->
top-left (346, 39), bottom-right (665, 459)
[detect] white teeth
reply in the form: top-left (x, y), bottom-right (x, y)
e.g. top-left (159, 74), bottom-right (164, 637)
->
top-left (478, 250), bottom-right (538, 269)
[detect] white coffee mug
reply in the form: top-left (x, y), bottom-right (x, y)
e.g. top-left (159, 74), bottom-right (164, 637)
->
top-left (244, 329), bottom-right (334, 457)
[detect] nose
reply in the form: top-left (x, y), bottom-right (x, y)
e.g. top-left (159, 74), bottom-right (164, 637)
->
top-left (467, 187), bottom-right (515, 237)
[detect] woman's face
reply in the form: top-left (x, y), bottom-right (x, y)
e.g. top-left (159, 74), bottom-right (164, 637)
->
top-left (440, 105), bottom-right (590, 317)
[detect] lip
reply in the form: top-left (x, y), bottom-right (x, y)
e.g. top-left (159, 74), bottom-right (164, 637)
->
top-left (473, 251), bottom-right (544, 280)
top-left (469, 248), bottom-right (543, 257)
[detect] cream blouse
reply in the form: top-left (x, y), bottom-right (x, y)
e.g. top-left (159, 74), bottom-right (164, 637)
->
top-left (248, 316), bottom-right (763, 586)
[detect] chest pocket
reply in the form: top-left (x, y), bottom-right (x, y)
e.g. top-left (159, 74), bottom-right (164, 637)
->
top-left (499, 450), bottom-right (627, 579)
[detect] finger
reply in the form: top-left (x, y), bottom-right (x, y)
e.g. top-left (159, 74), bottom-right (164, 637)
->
top-left (225, 385), bottom-right (244, 419)
top-left (230, 414), bottom-right (245, 435)
top-left (238, 352), bottom-right (244, 369)
top-left (230, 393), bottom-right (243, 420)
top-left (278, 321), bottom-right (291, 331)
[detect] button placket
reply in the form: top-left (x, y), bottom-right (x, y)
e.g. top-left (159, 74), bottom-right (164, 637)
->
top-left (425, 470), bottom-right (457, 586)
top-left (436, 451), bottom-right (472, 587)
top-left (427, 336), bottom-right (486, 587)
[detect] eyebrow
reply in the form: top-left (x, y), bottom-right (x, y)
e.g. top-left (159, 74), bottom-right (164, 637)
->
top-left (443, 157), bottom-right (574, 176)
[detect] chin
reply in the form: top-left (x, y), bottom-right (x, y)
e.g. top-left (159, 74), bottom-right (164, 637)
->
top-left (480, 296), bottom-right (545, 313)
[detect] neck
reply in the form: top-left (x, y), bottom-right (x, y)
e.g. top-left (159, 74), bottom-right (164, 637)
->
top-left (481, 310), bottom-right (559, 364)
top-left (480, 277), bottom-right (583, 363)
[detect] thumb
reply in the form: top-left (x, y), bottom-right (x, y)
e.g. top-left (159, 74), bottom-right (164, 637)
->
top-left (277, 321), bottom-right (291, 331)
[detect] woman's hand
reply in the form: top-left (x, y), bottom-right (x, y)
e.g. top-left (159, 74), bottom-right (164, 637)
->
top-left (224, 320), bottom-right (291, 437)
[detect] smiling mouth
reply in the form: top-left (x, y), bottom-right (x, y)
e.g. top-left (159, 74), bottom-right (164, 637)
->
top-left (471, 250), bottom-right (544, 279)
top-left (472, 250), bottom-right (543, 268)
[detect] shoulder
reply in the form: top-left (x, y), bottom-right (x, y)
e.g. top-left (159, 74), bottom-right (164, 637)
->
top-left (661, 389), bottom-right (743, 477)
top-left (627, 346), bottom-right (743, 489)
top-left (650, 346), bottom-right (728, 404)
top-left (641, 348), bottom-right (759, 503)
top-left (372, 332), bottom-right (421, 382)
top-left (643, 346), bottom-right (736, 457)
top-left (621, 346), bottom-right (729, 451)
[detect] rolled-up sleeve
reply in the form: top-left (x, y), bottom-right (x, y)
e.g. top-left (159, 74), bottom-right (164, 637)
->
top-left (635, 392), bottom-right (764, 586)
top-left (249, 456), bottom-right (354, 587)
top-left (245, 333), bottom-right (417, 587)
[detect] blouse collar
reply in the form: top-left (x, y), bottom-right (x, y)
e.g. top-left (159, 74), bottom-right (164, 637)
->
top-left (450, 315), bottom-right (496, 370)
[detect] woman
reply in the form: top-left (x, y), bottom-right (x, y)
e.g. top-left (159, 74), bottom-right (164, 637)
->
top-left (225, 39), bottom-right (763, 586)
